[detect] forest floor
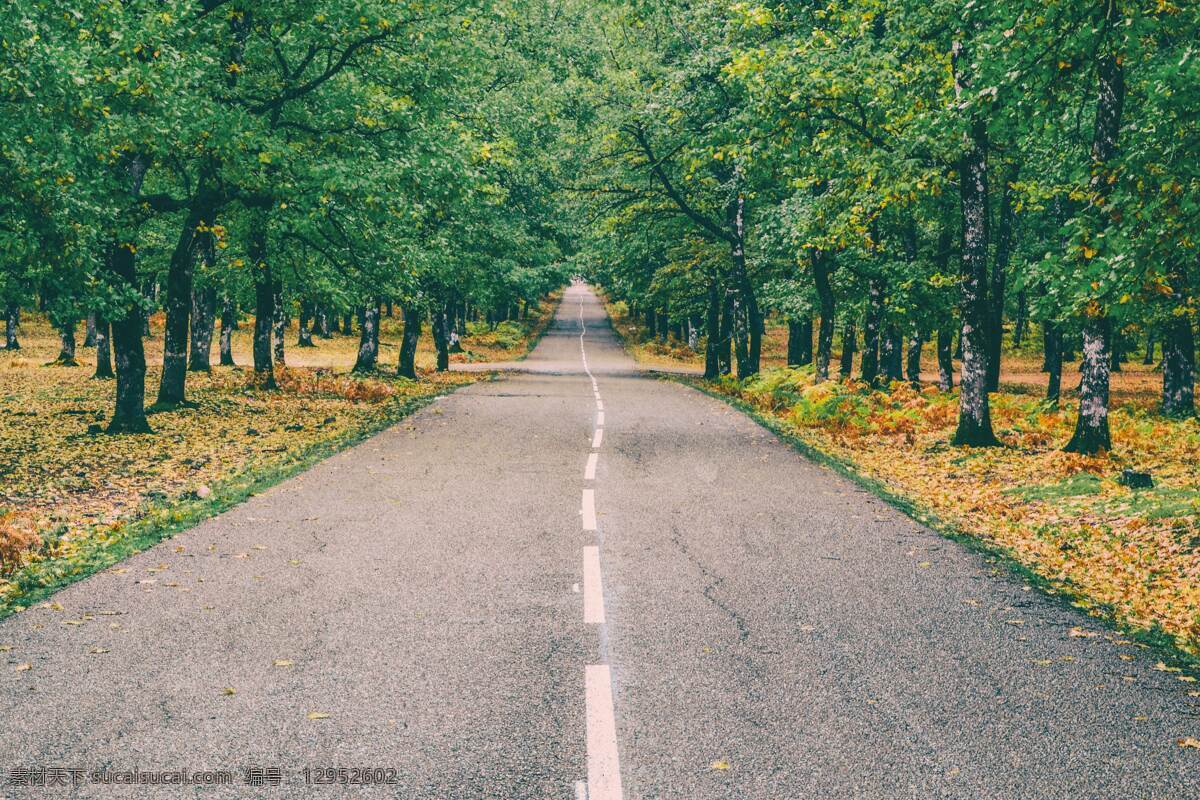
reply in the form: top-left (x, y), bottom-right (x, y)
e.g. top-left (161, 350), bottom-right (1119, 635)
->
top-left (606, 301), bottom-right (1200, 660)
top-left (0, 297), bottom-right (558, 613)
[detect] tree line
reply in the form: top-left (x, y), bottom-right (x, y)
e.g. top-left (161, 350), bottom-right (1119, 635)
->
top-left (576, 0), bottom-right (1198, 454)
top-left (1, 0), bottom-right (575, 433)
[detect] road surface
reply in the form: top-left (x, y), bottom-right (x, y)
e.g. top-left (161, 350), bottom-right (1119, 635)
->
top-left (1, 283), bottom-right (1197, 799)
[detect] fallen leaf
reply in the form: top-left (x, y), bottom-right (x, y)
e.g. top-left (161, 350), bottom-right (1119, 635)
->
top-left (88, 647), bottom-right (110, 655)
top-left (307, 711), bottom-right (330, 720)
top-left (14, 663), bottom-right (32, 672)
top-left (222, 687), bottom-right (236, 696)
top-left (1156, 661), bottom-right (1183, 674)
top-left (1068, 627), bottom-right (1098, 638)
top-left (1178, 737), bottom-right (1200, 749)
top-left (273, 659), bottom-right (294, 667)
top-left (710, 759), bottom-right (730, 771)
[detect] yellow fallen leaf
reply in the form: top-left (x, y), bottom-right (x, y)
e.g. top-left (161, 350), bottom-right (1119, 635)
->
top-left (1033, 659), bottom-right (1053, 666)
top-left (0, 644), bottom-right (10, 652)
top-left (1119, 654), bottom-right (1134, 661)
top-left (1156, 661), bottom-right (1183, 673)
top-left (1178, 737), bottom-right (1200, 749)
top-left (88, 647), bottom-right (110, 655)
top-left (222, 687), bottom-right (236, 696)
top-left (307, 712), bottom-right (330, 720)
top-left (14, 663), bottom-right (32, 672)
top-left (273, 659), bottom-right (294, 667)
top-left (1179, 676), bottom-right (1197, 683)
top-left (1068, 627), bottom-right (1098, 638)
top-left (710, 759), bottom-right (730, 771)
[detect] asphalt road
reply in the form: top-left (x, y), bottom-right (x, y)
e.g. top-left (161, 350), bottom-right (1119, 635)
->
top-left (1, 283), bottom-right (1197, 799)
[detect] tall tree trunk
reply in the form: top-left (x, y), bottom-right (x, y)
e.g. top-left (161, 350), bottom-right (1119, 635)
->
top-left (936, 327), bottom-right (954, 391)
top-left (188, 286), bottom-right (217, 372)
top-left (353, 302), bottom-right (380, 373)
top-left (398, 303), bottom-right (421, 379)
top-left (906, 328), bottom-right (923, 388)
top-left (1142, 333), bottom-right (1155, 365)
top-left (141, 277), bottom-right (154, 338)
top-left (55, 319), bottom-right (79, 365)
top-left (884, 323), bottom-right (903, 382)
top-left (272, 283), bottom-right (286, 366)
top-left (729, 192), bottom-right (762, 377)
top-left (1162, 265), bottom-right (1195, 417)
top-left (1065, 19), bottom-right (1124, 453)
top-left (952, 117), bottom-right (1000, 446)
top-left (1012, 291), bottom-right (1028, 346)
top-left (861, 279), bottom-right (884, 386)
top-left (84, 313), bottom-right (97, 347)
top-left (432, 306), bottom-right (451, 372)
top-left (342, 312), bottom-right (352, 335)
top-left (219, 295), bottom-right (236, 367)
top-left (107, 242), bottom-right (152, 432)
top-left (250, 218), bottom-right (276, 390)
top-left (718, 290), bottom-right (733, 376)
top-left (3, 303), bottom-right (18, 350)
top-left (157, 195), bottom-right (213, 406)
top-left (704, 281), bottom-right (720, 379)
top-left (297, 299), bottom-right (316, 347)
top-left (1045, 322), bottom-right (1063, 405)
top-left (840, 321), bottom-right (856, 380)
top-left (787, 318), bottom-right (813, 367)
top-left (1065, 318), bottom-right (1112, 452)
top-left (316, 306), bottom-right (332, 339)
top-left (93, 316), bottom-right (114, 379)
top-left (813, 252), bottom-right (835, 380)
top-left (986, 164), bottom-right (1018, 392)
top-left (657, 309), bottom-right (669, 342)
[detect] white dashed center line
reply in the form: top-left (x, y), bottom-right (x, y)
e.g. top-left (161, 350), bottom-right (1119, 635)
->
top-left (586, 664), bottom-right (624, 800)
top-left (576, 289), bottom-right (623, 800)
top-left (581, 489), bottom-right (596, 531)
top-left (583, 546), bottom-right (605, 624)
